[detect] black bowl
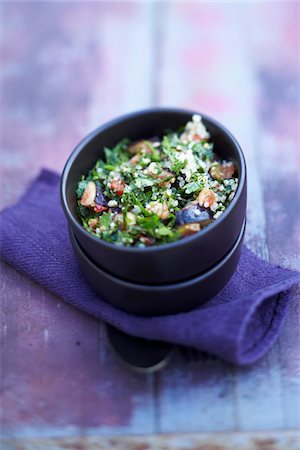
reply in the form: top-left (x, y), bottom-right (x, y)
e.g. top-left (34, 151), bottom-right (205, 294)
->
top-left (69, 220), bottom-right (245, 317)
top-left (61, 108), bottom-right (246, 284)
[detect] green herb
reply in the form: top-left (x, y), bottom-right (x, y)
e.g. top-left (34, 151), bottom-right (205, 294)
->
top-left (192, 143), bottom-right (214, 161)
top-left (137, 215), bottom-right (160, 235)
top-left (155, 225), bottom-right (173, 237)
top-left (143, 141), bottom-right (161, 162)
top-left (77, 203), bottom-right (93, 219)
top-left (104, 164), bottom-right (116, 171)
top-left (172, 159), bottom-right (187, 175)
top-left (99, 212), bottom-right (111, 229)
top-left (183, 182), bottom-right (203, 194)
top-left (135, 175), bottom-right (156, 189)
top-left (161, 136), bottom-right (174, 158)
top-left (104, 138), bottom-right (130, 166)
top-left (76, 180), bottom-right (88, 198)
top-left (76, 116), bottom-right (238, 247)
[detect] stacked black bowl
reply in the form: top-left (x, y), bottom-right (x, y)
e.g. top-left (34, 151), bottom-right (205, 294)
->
top-left (61, 108), bottom-right (247, 317)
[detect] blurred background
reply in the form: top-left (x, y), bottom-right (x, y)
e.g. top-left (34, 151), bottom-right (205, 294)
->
top-left (1, 2), bottom-right (300, 447)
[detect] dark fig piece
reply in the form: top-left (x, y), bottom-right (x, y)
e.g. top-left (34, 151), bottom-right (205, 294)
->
top-left (95, 182), bottom-right (108, 207)
top-left (175, 204), bottom-right (213, 226)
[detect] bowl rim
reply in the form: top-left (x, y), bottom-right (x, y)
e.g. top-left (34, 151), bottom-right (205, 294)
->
top-left (61, 107), bottom-right (246, 253)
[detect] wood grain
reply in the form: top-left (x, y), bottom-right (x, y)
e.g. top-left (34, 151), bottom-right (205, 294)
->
top-left (1, 1), bottom-right (299, 447)
top-left (2, 430), bottom-right (300, 450)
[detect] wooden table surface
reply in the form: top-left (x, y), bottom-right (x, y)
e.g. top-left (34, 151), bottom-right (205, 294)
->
top-left (1, 2), bottom-right (300, 449)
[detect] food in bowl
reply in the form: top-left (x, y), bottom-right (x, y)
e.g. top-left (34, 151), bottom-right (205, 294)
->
top-left (76, 115), bottom-right (238, 247)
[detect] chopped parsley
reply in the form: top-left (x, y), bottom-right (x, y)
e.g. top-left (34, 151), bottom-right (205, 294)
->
top-left (76, 115), bottom-right (238, 246)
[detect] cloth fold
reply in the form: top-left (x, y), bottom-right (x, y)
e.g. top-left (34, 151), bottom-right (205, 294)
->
top-left (1, 169), bottom-right (299, 365)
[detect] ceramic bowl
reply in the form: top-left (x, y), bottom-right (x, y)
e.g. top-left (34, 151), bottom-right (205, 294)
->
top-left (68, 220), bottom-right (245, 316)
top-left (61, 108), bottom-right (246, 284)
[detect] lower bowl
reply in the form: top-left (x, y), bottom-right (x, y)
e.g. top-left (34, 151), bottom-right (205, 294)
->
top-left (69, 220), bottom-right (245, 317)
top-left (70, 221), bottom-right (245, 316)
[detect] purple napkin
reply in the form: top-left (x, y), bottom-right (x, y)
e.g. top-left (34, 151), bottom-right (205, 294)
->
top-left (1, 170), bottom-right (299, 365)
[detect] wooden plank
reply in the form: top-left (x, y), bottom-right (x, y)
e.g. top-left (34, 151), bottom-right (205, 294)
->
top-left (1, 261), bottom-right (157, 438)
top-left (1, 1), bottom-right (158, 439)
top-left (2, 430), bottom-right (300, 450)
top-left (247, 2), bottom-right (300, 430)
top-left (232, 2), bottom-right (300, 432)
top-left (1, 0), bottom-right (299, 442)
top-left (155, 1), bottom-right (299, 433)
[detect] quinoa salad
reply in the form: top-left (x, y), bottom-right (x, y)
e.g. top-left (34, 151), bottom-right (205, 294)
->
top-left (76, 115), bottom-right (238, 247)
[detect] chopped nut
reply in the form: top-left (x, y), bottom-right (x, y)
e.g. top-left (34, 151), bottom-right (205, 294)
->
top-left (139, 235), bottom-right (155, 246)
top-left (146, 202), bottom-right (170, 219)
top-left (210, 162), bottom-right (235, 180)
top-left (80, 181), bottom-right (96, 207)
top-left (129, 154), bottom-right (140, 165)
top-left (197, 187), bottom-right (216, 208)
top-left (114, 212), bottom-right (136, 226)
top-left (145, 163), bottom-right (175, 186)
top-left (88, 218), bottom-right (98, 228)
top-left (128, 140), bottom-right (152, 155)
